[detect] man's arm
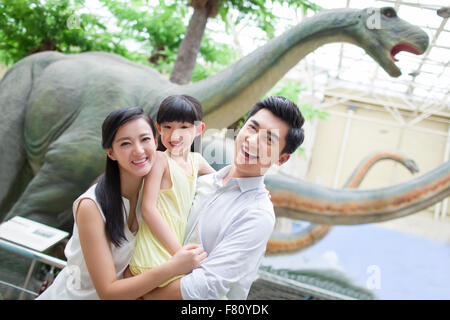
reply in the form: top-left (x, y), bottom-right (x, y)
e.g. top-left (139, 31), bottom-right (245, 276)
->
top-left (180, 209), bottom-right (275, 300)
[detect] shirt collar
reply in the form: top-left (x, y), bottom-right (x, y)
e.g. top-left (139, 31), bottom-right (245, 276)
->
top-left (214, 165), bottom-right (266, 192)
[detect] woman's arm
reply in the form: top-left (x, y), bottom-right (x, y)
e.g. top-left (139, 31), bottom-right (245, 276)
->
top-left (76, 199), bottom-right (206, 300)
top-left (141, 278), bottom-right (182, 300)
top-left (197, 154), bottom-right (216, 176)
top-left (141, 152), bottom-right (182, 255)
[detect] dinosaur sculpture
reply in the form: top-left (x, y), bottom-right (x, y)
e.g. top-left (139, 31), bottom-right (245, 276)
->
top-left (1, 7), bottom-right (448, 238)
top-left (201, 132), bottom-right (425, 253)
top-left (265, 151), bottom-right (419, 254)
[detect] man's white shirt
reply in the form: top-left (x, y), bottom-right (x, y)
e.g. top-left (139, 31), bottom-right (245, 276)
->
top-left (182, 165), bottom-right (275, 300)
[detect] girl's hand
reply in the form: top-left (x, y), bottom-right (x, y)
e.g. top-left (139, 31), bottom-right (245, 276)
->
top-left (170, 244), bottom-right (207, 275)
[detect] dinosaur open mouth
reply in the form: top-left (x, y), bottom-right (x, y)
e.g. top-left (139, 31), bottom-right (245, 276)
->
top-left (390, 43), bottom-right (421, 62)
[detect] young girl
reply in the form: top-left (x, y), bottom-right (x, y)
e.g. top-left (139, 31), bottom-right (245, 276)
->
top-left (37, 107), bottom-right (206, 300)
top-left (128, 95), bottom-right (215, 285)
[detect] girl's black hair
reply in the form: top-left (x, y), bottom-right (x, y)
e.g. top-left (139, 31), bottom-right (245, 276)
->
top-left (95, 107), bottom-right (157, 247)
top-left (156, 95), bottom-right (203, 152)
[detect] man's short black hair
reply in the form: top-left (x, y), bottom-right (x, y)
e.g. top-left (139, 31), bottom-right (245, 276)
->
top-left (245, 96), bottom-right (305, 154)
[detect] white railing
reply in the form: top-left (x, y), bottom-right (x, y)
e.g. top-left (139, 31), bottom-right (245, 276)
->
top-left (0, 238), bottom-right (67, 299)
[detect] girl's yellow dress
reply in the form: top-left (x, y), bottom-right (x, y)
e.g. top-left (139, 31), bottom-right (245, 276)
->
top-left (129, 151), bottom-right (200, 286)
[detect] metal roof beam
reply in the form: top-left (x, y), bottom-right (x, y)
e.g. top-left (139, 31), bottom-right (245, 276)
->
top-left (408, 90), bottom-right (450, 126)
top-left (375, 0), bottom-right (442, 10)
top-left (336, 0), bottom-right (351, 79)
top-left (406, 17), bottom-right (448, 96)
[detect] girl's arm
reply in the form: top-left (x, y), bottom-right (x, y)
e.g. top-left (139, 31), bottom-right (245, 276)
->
top-left (141, 151), bottom-right (181, 255)
top-left (197, 154), bottom-right (216, 176)
top-left (76, 198), bottom-right (206, 300)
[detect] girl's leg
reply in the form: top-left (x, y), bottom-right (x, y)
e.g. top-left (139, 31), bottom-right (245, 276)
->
top-left (123, 265), bottom-right (133, 278)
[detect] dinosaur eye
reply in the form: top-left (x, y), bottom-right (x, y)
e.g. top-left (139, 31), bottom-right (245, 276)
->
top-left (382, 8), bottom-right (397, 18)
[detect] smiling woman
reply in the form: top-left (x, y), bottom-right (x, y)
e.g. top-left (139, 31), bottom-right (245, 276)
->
top-left (36, 107), bottom-right (207, 300)
top-left (97, 108), bottom-right (158, 245)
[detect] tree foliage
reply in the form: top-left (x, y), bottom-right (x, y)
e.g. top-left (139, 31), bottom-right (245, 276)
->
top-left (169, 0), bottom-right (320, 83)
top-left (269, 80), bottom-right (328, 122)
top-left (220, 0), bottom-right (320, 38)
top-left (99, 0), bottom-right (237, 81)
top-left (0, 0), bottom-right (130, 65)
top-left (0, 0), bottom-right (237, 81)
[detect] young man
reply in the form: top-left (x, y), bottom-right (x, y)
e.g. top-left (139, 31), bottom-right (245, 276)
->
top-left (143, 96), bottom-right (305, 299)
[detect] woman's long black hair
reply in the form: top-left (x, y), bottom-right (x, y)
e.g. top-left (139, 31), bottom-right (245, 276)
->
top-left (156, 95), bottom-right (203, 152)
top-left (95, 107), bottom-right (157, 247)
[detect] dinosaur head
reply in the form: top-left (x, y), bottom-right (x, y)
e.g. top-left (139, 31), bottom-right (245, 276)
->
top-left (353, 7), bottom-right (429, 77)
top-left (404, 159), bottom-right (420, 174)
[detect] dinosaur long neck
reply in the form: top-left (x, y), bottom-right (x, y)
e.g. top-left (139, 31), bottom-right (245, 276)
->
top-left (343, 152), bottom-right (414, 188)
top-left (183, 8), bottom-right (361, 128)
top-left (268, 161), bottom-right (450, 225)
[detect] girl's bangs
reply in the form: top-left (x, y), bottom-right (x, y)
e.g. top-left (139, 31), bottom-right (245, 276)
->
top-left (157, 97), bottom-right (201, 124)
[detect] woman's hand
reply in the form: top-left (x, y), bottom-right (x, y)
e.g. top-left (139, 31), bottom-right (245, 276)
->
top-left (170, 244), bottom-right (207, 275)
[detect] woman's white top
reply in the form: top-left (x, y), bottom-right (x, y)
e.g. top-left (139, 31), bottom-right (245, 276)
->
top-left (36, 183), bottom-right (142, 300)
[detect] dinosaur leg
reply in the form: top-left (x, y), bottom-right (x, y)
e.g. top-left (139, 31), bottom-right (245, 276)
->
top-left (4, 133), bottom-right (105, 231)
top-left (0, 53), bottom-right (65, 221)
top-left (0, 63), bottom-right (35, 220)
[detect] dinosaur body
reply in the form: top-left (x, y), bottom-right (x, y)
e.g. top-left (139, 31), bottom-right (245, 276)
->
top-left (1, 7), bottom-right (446, 237)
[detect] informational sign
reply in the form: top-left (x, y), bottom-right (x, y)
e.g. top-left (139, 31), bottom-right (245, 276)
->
top-left (0, 216), bottom-right (69, 252)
